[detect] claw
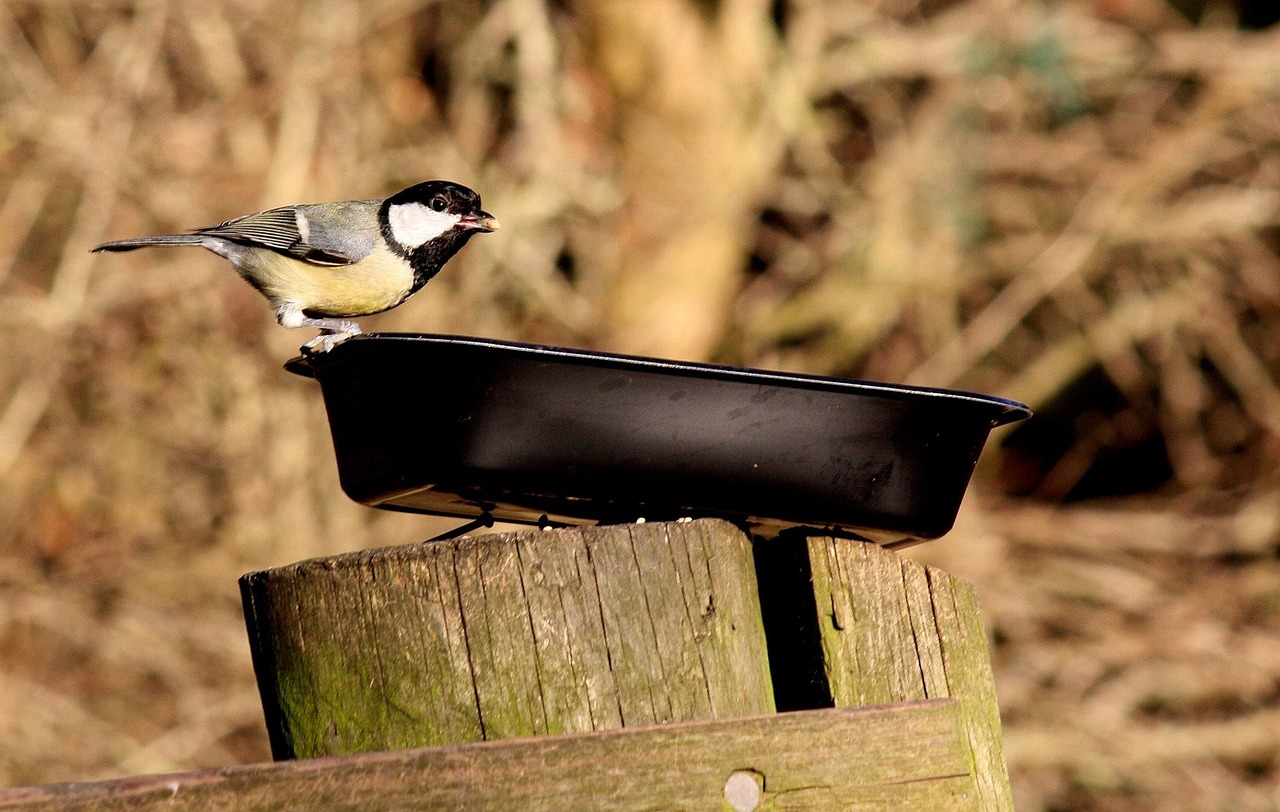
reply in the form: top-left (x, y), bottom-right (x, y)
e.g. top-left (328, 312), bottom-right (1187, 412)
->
top-left (301, 324), bottom-right (362, 354)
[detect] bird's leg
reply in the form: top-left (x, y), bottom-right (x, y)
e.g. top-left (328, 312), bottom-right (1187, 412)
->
top-left (276, 304), bottom-right (363, 353)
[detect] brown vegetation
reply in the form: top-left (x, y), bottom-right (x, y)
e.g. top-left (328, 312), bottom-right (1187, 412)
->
top-left (2, 0), bottom-right (1279, 808)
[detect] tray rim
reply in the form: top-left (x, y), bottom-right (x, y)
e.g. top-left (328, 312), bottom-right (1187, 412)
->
top-left (287, 332), bottom-right (1032, 426)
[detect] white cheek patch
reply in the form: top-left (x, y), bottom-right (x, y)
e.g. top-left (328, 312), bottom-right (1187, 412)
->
top-left (388, 202), bottom-right (460, 248)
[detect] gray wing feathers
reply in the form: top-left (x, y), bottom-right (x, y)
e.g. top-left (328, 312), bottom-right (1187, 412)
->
top-left (92, 200), bottom-right (383, 266)
top-left (285, 201), bottom-right (382, 265)
top-left (197, 200), bottom-right (380, 266)
top-left (198, 208), bottom-right (304, 254)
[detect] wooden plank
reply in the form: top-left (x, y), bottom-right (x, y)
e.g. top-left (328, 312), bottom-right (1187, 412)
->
top-left (588, 520), bottom-right (776, 725)
top-left (241, 541), bottom-right (484, 757)
top-left (929, 568), bottom-right (1013, 810)
top-left (805, 536), bottom-right (1014, 811)
top-left (511, 527), bottom-right (621, 733)
top-left (815, 538), bottom-right (928, 705)
top-left (240, 519), bottom-right (773, 758)
top-left (452, 532), bottom-right (550, 739)
top-left (0, 701), bottom-right (976, 812)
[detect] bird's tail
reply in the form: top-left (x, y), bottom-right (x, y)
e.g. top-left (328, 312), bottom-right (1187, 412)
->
top-left (91, 234), bottom-right (206, 252)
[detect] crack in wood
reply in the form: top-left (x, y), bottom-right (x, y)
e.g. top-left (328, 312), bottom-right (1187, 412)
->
top-left (450, 546), bottom-right (486, 741)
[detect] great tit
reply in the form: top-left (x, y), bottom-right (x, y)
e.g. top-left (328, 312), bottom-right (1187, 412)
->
top-left (92, 180), bottom-right (499, 351)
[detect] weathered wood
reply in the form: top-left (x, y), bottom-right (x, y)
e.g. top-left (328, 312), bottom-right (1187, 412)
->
top-left (0, 701), bottom-right (976, 812)
top-left (240, 518), bottom-right (773, 759)
top-left (805, 536), bottom-right (1015, 811)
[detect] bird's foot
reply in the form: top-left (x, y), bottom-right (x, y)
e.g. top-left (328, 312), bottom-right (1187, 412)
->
top-left (301, 321), bottom-right (363, 354)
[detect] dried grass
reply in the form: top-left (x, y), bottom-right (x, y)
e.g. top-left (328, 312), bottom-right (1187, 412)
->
top-left (2, 0), bottom-right (1280, 808)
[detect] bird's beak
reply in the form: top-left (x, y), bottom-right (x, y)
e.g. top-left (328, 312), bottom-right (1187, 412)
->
top-left (460, 211), bottom-right (500, 232)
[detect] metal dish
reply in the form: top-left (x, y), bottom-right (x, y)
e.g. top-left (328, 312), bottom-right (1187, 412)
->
top-left (287, 334), bottom-right (1030, 546)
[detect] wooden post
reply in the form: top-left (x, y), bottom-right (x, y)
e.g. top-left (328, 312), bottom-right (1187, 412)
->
top-left (237, 518), bottom-right (1013, 808)
top-left (762, 535), bottom-right (1016, 811)
top-left (240, 519), bottom-right (775, 759)
top-left (0, 518), bottom-right (1015, 811)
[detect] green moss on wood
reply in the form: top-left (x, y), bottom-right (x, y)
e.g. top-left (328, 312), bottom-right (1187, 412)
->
top-left (241, 519), bottom-right (773, 758)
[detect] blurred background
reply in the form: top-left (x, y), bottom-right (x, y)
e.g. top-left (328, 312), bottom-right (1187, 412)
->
top-left (2, 0), bottom-right (1280, 807)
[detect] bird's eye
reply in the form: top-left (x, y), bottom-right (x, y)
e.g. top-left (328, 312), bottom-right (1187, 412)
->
top-left (430, 197), bottom-right (447, 212)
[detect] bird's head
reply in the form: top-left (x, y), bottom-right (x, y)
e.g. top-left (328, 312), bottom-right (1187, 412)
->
top-left (381, 180), bottom-right (499, 256)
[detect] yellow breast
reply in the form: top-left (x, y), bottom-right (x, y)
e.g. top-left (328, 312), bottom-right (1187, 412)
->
top-left (238, 243), bottom-right (417, 317)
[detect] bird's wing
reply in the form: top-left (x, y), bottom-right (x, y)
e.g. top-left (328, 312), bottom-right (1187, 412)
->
top-left (194, 201), bottom-right (381, 266)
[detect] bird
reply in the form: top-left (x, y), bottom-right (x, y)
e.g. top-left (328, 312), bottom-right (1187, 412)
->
top-left (92, 180), bottom-right (499, 351)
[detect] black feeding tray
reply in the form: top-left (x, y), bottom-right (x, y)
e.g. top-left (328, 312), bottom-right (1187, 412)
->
top-left (287, 334), bottom-right (1030, 547)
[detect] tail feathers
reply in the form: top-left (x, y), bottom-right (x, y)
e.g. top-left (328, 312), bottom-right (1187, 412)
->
top-left (91, 234), bottom-right (207, 253)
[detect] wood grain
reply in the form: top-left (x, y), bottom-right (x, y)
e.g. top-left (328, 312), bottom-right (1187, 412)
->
top-left (805, 535), bottom-right (1014, 810)
top-left (0, 701), bottom-right (976, 812)
top-left (240, 519), bottom-right (773, 758)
